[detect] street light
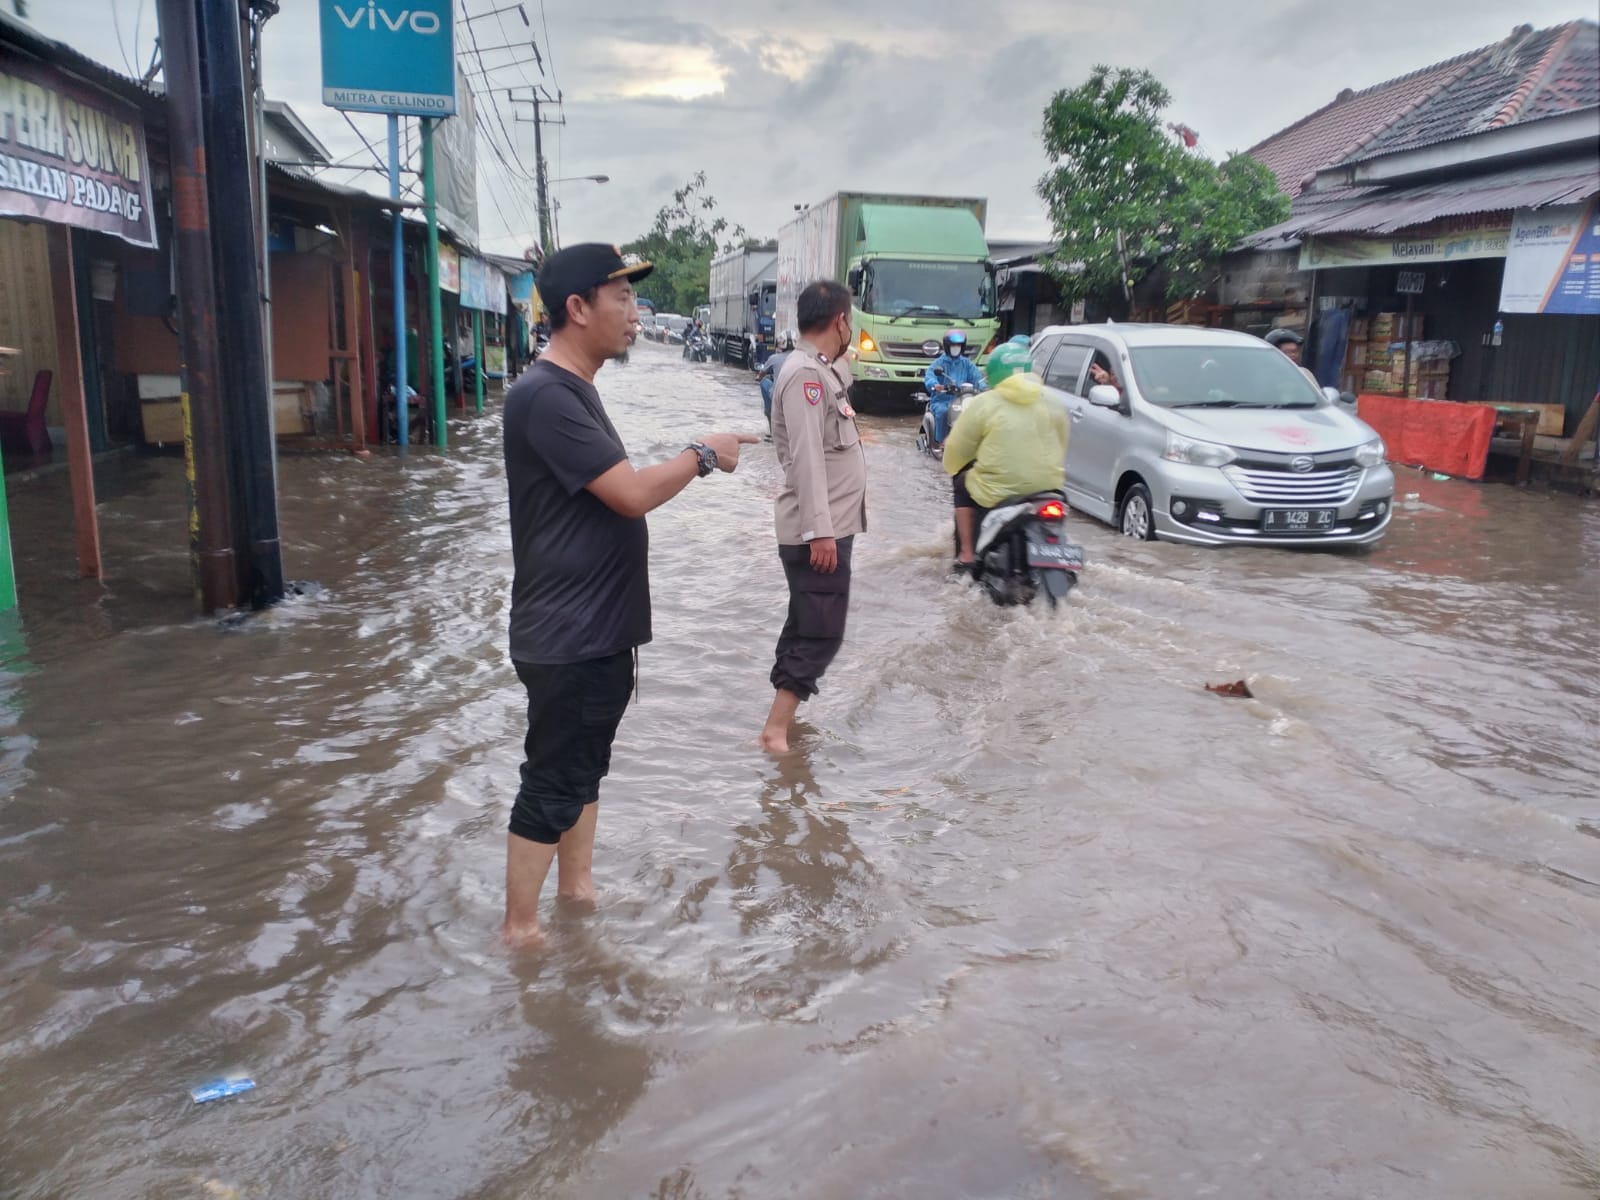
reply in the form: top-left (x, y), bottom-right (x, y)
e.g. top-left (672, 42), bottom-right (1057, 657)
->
top-left (546, 176), bottom-right (610, 248)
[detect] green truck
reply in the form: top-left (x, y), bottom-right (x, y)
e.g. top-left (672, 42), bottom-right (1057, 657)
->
top-left (775, 192), bottom-right (998, 404)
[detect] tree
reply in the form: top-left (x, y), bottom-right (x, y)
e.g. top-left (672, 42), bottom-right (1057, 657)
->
top-left (1037, 66), bottom-right (1289, 309)
top-left (622, 172), bottom-right (748, 314)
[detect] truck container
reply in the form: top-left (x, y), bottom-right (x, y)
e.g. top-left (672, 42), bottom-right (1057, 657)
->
top-left (775, 193), bottom-right (997, 403)
top-left (707, 245), bottom-right (779, 366)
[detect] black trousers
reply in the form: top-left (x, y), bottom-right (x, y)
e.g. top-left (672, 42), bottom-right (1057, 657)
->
top-left (771, 535), bottom-right (854, 702)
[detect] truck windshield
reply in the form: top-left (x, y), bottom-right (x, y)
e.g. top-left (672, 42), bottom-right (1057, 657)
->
top-left (1127, 345), bottom-right (1322, 409)
top-left (760, 285), bottom-right (776, 318)
top-left (864, 260), bottom-right (993, 320)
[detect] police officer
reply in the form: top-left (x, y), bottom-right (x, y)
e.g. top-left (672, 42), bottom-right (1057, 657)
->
top-left (759, 280), bottom-right (868, 754)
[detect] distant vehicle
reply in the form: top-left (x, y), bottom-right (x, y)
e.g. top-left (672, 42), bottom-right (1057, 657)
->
top-left (638, 312), bottom-right (659, 340)
top-left (777, 192), bottom-right (997, 407)
top-left (708, 245), bottom-right (778, 368)
top-left (1030, 324), bottom-right (1395, 547)
top-left (661, 315), bottom-right (692, 344)
top-left (650, 313), bottom-right (683, 343)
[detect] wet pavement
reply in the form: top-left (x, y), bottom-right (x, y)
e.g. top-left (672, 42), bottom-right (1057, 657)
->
top-left (2, 340), bottom-right (1598, 1199)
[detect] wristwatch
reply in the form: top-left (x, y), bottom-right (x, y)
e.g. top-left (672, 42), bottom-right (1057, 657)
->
top-left (687, 442), bottom-right (718, 477)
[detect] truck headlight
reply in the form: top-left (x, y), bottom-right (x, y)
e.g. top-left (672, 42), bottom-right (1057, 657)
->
top-left (1355, 439), bottom-right (1386, 468)
top-left (1162, 432), bottom-right (1236, 468)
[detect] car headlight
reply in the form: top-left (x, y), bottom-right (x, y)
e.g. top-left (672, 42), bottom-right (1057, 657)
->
top-left (1162, 432), bottom-right (1237, 467)
top-left (1354, 438), bottom-right (1386, 468)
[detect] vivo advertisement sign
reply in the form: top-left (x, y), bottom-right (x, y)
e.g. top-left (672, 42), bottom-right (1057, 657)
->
top-left (320, 0), bottom-right (456, 117)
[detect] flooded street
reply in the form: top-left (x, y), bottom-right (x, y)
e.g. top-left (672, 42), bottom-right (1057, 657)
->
top-left (2, 340), bottom-right (1598, 1199)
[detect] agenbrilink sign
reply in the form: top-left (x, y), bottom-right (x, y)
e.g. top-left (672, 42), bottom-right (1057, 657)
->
top-left (319, 0), bottom-right (456, 117)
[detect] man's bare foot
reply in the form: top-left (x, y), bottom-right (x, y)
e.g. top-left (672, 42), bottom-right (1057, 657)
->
top-left (759, 727), bottom-right (790, 754)
top-left (500, 921), bottom-right (546, 951)
top-left (556, 883), bottom-right (596, 907)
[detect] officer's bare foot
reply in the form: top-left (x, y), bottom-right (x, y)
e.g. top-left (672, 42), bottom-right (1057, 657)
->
top-left (500, 920), bottom-right (546, 951)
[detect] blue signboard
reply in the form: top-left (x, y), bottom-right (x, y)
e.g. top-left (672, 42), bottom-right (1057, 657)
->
top-left (319, 0), bottom-right (456, 117)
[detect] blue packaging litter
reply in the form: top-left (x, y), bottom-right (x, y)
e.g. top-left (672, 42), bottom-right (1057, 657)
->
top-left (190, 1077), bottom-right (256, 1104)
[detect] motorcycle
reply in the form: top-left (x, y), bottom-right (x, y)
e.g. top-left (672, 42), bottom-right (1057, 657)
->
top-left (683, 330), bottom-right (713, 362)
top-left (915, 370), bottom-right (975, 456)
top-left (964, 490), bottom-right (1085, 609)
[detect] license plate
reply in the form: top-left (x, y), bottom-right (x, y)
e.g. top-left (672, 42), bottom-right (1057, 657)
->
top-left (1027, 540), bottom-right (1085, 569)
top-left (1261, 508), bottom-right (1337, 533)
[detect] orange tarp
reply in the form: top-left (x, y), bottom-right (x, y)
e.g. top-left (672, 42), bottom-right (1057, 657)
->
top-left (1357, 394), bottom-right (1496, 480)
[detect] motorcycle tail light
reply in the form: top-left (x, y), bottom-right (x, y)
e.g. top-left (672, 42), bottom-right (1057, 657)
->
top-left (1036, 500), bottom-right (1065, 520)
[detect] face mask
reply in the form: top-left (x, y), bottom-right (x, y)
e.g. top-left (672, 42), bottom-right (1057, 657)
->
top-left (947, 344), bottom-right (964, 359)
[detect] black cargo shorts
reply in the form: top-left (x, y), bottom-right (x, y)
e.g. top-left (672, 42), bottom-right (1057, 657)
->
top-left (509, 649), bottom-right (634, 844)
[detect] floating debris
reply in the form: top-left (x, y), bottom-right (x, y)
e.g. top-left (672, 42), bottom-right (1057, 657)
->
top-left (190, 1077), bottom-right (256, 1105)
top-left (1205, 680), bottom-right (1254, 699)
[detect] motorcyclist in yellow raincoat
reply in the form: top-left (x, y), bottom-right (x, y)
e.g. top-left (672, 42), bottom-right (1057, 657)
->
top-left (943, 340), bottom-right (1069, 568)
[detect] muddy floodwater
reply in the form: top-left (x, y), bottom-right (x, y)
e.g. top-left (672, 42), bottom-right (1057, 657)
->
top-left (2, 340), bottom-right (1598, 1200)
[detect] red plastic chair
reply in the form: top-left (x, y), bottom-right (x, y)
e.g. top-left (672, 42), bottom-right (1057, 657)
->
top-left (0, 369), bottom-right (52, 458)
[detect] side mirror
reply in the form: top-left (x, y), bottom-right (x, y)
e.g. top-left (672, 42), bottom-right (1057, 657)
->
top-left (847, 265), bottom-right (863, 294)
top-left (1088, 384), bottom-right (1122, 409)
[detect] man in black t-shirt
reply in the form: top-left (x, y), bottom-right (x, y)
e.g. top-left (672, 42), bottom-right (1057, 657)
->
top-left (501, 243), bottom-right (756, 950)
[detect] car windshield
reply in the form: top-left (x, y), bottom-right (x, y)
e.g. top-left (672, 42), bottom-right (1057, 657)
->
top-left (1126, 345), bottom-right (1322, 409)
top-left (863, 259), bottom-right (994, 319)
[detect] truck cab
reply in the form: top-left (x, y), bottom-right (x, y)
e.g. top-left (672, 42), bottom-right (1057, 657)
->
top-left (777, 194), bottom-right (999, 406)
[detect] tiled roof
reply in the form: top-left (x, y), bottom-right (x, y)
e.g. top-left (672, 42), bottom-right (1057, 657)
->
top-left (1520, 21), bottom-right (1600, 121)
top-left (1247, 48), bottom-right (1489, 198)
top-left (1354, 21), bottom-right (1599, 160)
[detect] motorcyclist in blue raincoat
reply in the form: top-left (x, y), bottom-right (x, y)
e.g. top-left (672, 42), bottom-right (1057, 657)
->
top-left (924, 329), bottom-right (985, 445)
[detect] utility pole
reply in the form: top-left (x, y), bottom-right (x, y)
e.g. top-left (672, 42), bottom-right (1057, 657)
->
top-left (510, 87), bottom-right (563, 255)
top-left (198, 0), bottom-right (284, 608)
top-left (532, 91), bottom-right (552, 254)
top-left (155, 0), bottom-right (239, 612)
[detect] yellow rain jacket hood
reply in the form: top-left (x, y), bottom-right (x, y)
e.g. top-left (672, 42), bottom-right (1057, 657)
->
top-left (942, 372), bottom-right (1068, 509)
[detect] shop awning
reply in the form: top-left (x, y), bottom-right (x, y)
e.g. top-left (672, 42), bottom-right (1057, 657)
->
top-left (1243, 158), bottom-right (1600, 247)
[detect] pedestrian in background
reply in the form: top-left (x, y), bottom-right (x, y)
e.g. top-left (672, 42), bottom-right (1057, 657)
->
top-left (760, 281), bottom-right (868, 754)
top-left (500, 243), bottom-right (756, 949)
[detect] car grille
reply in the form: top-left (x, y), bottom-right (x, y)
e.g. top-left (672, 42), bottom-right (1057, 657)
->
top-left (1222, 464), bottom-right (1364, 505)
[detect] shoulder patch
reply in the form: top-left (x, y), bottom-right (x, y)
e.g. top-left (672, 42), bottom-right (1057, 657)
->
top-left (803, 381), bottom-right (823, 405)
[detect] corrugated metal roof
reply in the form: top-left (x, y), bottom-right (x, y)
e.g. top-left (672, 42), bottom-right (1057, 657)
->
top-left (0, 9), bottom-right (161, 107)
top-left (1242, 158), bottom-right (1599, 245)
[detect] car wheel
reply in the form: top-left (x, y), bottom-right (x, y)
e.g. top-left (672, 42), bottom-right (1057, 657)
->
top-left (1118, 482), bottom-right (1156, 541)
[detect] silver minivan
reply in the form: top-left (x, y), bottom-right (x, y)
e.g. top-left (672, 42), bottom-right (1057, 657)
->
top-left (1031, 325), bottom-right (1395, 547)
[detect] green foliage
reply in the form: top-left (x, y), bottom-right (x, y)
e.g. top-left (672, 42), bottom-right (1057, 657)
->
top-left (1037, 66), bottom-right (1289, 304)
top-left (622, 172), bottom-right (748, 315)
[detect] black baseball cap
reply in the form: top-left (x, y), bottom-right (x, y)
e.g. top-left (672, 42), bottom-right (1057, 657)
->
top-left (538, 243), bottom-right (653, 314)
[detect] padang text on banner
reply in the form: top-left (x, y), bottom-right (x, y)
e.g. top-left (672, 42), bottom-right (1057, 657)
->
top-left (0, 48), bottom-right (157, 249)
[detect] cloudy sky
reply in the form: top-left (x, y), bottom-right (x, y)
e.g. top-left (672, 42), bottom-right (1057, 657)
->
top-left (25, 0), bottom-right (1592, 257)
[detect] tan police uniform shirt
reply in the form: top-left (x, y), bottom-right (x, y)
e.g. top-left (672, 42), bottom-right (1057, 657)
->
top-left (772, 340), bottom-right (868, 546)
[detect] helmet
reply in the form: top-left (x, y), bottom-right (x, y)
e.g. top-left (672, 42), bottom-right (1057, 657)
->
top-left (1008, 334), bottom-right (1031, 347)
top-left (984, 341), bottom-right (1031, 388)
top-left (1264, 328), bottom-right (1303, 348)
top-left (941, 329), bottom-right (968, 358)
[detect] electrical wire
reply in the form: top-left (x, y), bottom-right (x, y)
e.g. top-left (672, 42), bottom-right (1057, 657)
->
top-left (107, 0), bottom-right (135, 76)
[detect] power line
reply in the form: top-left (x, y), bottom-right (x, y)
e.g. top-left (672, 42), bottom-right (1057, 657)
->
top-left (107, 0), bottom-right (135, 76)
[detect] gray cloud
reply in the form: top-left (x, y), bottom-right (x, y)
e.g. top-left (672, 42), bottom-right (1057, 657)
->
top-left (27, 0), bottom-right (1592, 257)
